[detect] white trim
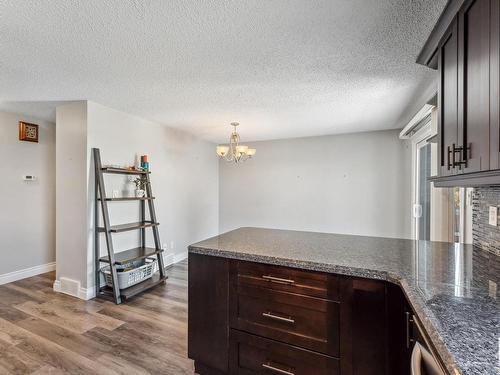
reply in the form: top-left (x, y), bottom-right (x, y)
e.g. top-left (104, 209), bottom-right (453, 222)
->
top-left (163, 253), bottom-right (175, 267)
top-left (409, 116), bottom-right (435, 240)
top-left (78, 286), bottom-right (95, 300)
top-left (173, 251), bottom-right (188, 264)
top-left (0, 262), bottom-right (56, 285)
top-left (399, 104), bottom-right (434, 139)
top-left (53, 278), bottom-right (95, 300)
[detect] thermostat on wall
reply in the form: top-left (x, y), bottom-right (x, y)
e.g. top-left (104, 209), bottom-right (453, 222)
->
top-left (23, 175), bottom-right (37, 181)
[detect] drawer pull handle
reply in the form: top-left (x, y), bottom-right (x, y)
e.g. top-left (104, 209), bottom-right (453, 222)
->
top-left (262, 275), bottom-right (295, 284)
top-left (262, 312), bottom-right (295, 324)
top-left (262, 363), bottom-right (295, 375)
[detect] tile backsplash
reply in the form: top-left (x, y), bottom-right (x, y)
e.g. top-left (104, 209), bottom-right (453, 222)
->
top-left (472, 187), bottom-right (500, 256)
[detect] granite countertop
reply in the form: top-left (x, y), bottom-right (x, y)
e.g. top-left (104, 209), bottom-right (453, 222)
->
top-left (189, 227), bottom-right (500, 375)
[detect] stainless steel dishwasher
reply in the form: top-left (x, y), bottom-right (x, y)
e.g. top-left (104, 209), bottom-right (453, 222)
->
top-left (410, 316), bottom-right (446, 375)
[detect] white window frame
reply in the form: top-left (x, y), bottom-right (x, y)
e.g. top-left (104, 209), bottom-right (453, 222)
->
top-left (410, 121), bottom-right (435, 240)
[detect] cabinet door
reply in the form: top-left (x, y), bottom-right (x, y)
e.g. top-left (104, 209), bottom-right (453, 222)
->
top-left (491, 0), bottom-right (500, 170)
top-left (386, 284), bottom-right (412, 375)
top-left (188, 254), bottom-right (230, 374)
top-left (438, 18), bottom-right (459, 176)
top-left (339, 278), bottom-right (388, 375)
top-left (459, 0), bottom-right (491, 173)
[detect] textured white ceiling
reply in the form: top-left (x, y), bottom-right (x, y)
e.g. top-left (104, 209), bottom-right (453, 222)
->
top-left (0, 0), bottom-right (445, 143)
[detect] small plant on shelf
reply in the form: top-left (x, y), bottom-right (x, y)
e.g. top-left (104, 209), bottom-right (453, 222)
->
top-left (133, 176), bottom-right (147, 198)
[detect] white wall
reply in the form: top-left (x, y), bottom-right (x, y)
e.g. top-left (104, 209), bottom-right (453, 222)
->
top-left (55, 102), bottom-right (88, 291)
top-left (219, 130), bottom-right (412, 239)
top-left (56, 101), bottom-right (218, 296)
top-left (0, 111), bottom-right (55, 281)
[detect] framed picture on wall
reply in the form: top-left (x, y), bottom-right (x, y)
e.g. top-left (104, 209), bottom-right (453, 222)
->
top-left (19, 121), bottom-right (39, 142)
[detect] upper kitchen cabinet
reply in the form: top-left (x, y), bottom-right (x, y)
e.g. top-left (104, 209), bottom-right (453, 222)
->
top-left (437, 17), bottom-right (459, 177)
top-left (491, 0), bottom-right (500, 169)
top-left (419, 0), bottom-right (500, 186)
top-left (458, 0), bottom-right (491, 173)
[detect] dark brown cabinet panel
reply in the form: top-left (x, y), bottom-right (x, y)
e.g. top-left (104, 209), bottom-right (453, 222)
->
top-left (339, 278), bottom-right (388, 375)
top-left (188, 254), bottom-right (230, 374)
top-left (438, 18), bottom-right (459, 176)
top-left (387, 284), bottom-right (412, 375)
top-left (491, 0), bottom-right (500, 169)
top-left (459, 0), bottom-right (491, 173)
top-left (229, 330), bottom-right (340, 375)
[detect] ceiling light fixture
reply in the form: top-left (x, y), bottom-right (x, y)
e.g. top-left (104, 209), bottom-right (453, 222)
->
top-left (216, 122), bottom-right (256, 163)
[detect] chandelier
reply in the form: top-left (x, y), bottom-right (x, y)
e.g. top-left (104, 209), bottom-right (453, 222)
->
top-left (216, 122), bottom-right (256, 163)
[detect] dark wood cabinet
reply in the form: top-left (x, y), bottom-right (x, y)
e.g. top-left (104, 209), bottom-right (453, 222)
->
top-left (438, 18), bottom-right (459, 176)
top-left (422, 0), bottom-right (500, 186)
top-left (490, 0), bottom-right (500, 169)
top-left (342, 278), bottom-right (389, 375)
top-left (459, 0), bottom-right (491, 173)
top-left (188, 253), bottom-right (230, 374)
top-left (387, 284), bottom-right (413, 375)
top-left (188, 254), bottom-right (416, 375)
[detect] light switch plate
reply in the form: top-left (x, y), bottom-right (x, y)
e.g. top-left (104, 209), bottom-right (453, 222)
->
top-left (489, 280), bottom-right (497, 298)
top-left (489, 206), bottom-right (498, 226)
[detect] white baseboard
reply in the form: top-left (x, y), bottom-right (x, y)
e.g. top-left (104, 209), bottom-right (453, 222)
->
top-left (79, 286), bottom-right (96, 300)
top-left (173, 251), bottom-right (188, 263)
top-left (163, 253), bottom-right (175, 267)
top-left (164, 252), bottom-right (186, 267)
top-left (53, 278), bottom-right (95, 300)
top-left (0, 262), bottom-right (56, 285)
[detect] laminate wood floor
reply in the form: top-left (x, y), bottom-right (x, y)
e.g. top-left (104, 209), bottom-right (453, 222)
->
top-left (0, 260), bottom-right (194, 374)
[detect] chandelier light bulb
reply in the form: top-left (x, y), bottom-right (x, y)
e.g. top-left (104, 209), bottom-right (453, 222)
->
top-left (236, 145), bottom-right (248, 154)
top-left (216, 145), bottom-right (229, 156)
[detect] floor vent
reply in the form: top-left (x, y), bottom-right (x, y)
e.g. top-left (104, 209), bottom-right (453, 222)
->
top-left (59, 277), bottom-right (80, 297)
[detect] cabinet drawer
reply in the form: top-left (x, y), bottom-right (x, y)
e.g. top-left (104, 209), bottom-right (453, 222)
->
top-left (230, 284), bottom-right (339, 357)
top-left (229, 330), bottom-right (339, 375)
top-left (236, 261), bottom-right (339, 300)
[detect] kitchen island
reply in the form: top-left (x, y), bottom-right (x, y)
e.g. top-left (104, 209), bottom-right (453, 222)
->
top-left (188, 227), bottom-right (499, 375)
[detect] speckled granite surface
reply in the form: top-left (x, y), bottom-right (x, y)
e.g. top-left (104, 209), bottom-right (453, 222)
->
top-left (189, 227), bottom-right (500, 375)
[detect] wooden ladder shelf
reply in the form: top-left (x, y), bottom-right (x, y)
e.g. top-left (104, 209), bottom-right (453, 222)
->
top-left (93, 148), bottom-right (166, 304)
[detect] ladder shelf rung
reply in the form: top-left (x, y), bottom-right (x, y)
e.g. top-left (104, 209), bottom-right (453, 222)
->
top-left (101, 167), bottom-right (150, 175)
top-left (99, 247), bottom-right (163, 264)
top-left (121, 272), bottom-right (167, 300)
top-left (97, 221), bottom-right (159, 233)
top-left (98, 271), bottom-right (167, 300)
top-left (98, 197), bottom-right (155, 201)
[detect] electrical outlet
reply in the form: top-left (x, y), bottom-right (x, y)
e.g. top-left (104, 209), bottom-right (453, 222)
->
top-left (170, 241), bottom-right (174, 250)
top-left (162, 243), bottom-right (168, 250)
top-left (466, 189), bottom-right (473, 206)
top-left (489, 206), bottom-right (498, 226)
top-left (489, 280), bottom-right (497, 298)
